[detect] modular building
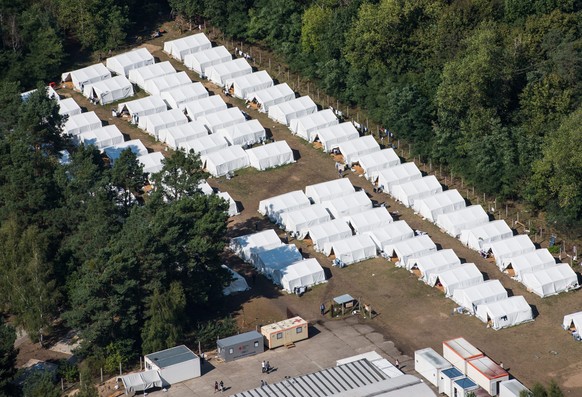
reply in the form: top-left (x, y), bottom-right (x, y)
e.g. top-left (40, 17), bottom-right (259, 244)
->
top-left (217, 330), bottom-right (264, 362)
top-left (466, 356), bottom-right (509, 396)
top-left (499, 379), bottom-right (530, 397)
top-left (144, 345), bottom-right (200, 386)
top-left (261, 317), bottom-right (308, 349)
top-left (414, 347), bottom-right (452, 387)
top-left (438, 367), bottom-right (464, 396)
top-left (442, 337), bottom-right (483, 375)
top-left (451, 377), bottom-right (480, 397)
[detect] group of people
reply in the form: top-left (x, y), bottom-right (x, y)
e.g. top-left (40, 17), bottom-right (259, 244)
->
top-left (261, 360), bottom-right (272, 374)
top-left (214, 380), bottom-right (225, 393)
top-left (234, 47), bottom-right (253, 61)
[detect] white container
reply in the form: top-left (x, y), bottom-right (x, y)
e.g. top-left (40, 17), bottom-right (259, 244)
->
top-left (414, 347), bottom-right (451, 387)
top-left (442, 337), bottom-right (483, 375)
top-left (466, 356), bottom-right (509, 396)
top-left (438, 367), bottom-right (464, 396)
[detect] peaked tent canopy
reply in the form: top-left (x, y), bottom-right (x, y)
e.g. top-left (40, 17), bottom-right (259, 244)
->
top-left (184, 95), bottom-right (227, 120)
top-left (563, 311), bottom-right (582, 332)
top-left (327, 234), bottom-right (377, 265)
top-left (61, 63), bottom-right (111, 91)
top-left (308, 219), bottom-right (353, 253)
top-left (138, 151), bottom-right (165, 175)
top-left (337, 135), bottom-right (381, 165)
top-left (459, 220), bottom-right (513, 252)
top-left (365, 220), bottom-right (415, 253)
top-left (281, 204), bottom-right (331, 239)
top-left (140, 108), bottom-right (189, 139)
top-left (377, 163), bottom-right (422, 194)
top-left (305, 178), bottom-right (355, 204)
top-left (248, 83), bottom-right (295, 113)
top-left (183, 133), bottom-right (228, 156)
top-left (106, 47), bottom-right (154, 77)
top-left (163, 33), bottom-right (212, 61)
top-left (144, 71), bottom-right (191, 96)
top-left (118, 95), bottom-right (167, 119)
top-left (121, 370), bottom-right (163, 394)
top-left (75, 125), bottom-right (124, 149)
top-left (289, 109), bottom-right (338, 141)
top-left (103, 139), bottom-right (148, 164)
top-left (431, 263), bottom-right (484, 296)
top-left (346, 207), bottom-right (393, 234)
top-left (268, 96), bottom-right (318, 126)
top-left (217, 119), bottom-right (266, 146)
top-left (279, 258), bottom-right (326, 293)
top-left (407, 249), bottom-right (461, 284)
top-left (475, 296), bottom-right (533, 330)
top-left (83, 75), bottom-right (134, 105)
top-left (390, 235), bottom-right (437, 268)
top-left (258, 190), bottom-right (311, 224)
top-left (253, 244), bottom-right (303, 277)
top-left (521, 263), bottom-right (578, 298)
top-left (230, 229), bottom-right (282, 262)
top-left (392, 175), bottom-right (443, 208)
top-left (226, 70), bottom-right (273, 100)
top-left (217, 191), bottom-right (239, 216)
top-left (246, 141), bottom-right (295, 170)
top-left (128, 61), bottom-right (176, 88)
top-left (58, 97), bottom-right (82, 117)
top-left (312, 122), bottom-right (360, 152)
top-left (510, 249), bottom-right (557, 281)
top-left (161, 82), bottom-right (208, 111)
top-left (197, 107), bottom-right (245, 133)
top-left (359, 149), bottom-right (401, 182)
top-left (489, 235), bottom-right (536, 269)
top-left (63, 111), bottom-right (102, 136)
top-left (222, 265), bottom-right (250, 295)
top-left (184, 45), bottom-right (232, 76)
top-left (206, 58), bottom-right (252, 87)
top-left (413, 189), bottom-right (466, 223)
top-left (202, 145), bottom-right (249, 177)
top-left (451, 280), bottom-right (508, 314)
top-left (158, 121), bottom-right (208, 150)
top-left (436, 205), bottom-right (489, 238)
top-left (322, 190), bottom-right (373, 220)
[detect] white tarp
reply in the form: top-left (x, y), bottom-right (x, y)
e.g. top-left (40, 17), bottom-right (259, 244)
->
top-left (346, 207), bottom-right (393, 234)
top-left (391, 175), bottom-right (443, 208)
top-left (103, 139), bottom-right (148, 164)
top-left (376, 163), bottom-right (422, 194)
top-left (268, 96), bottom-right (317, 126)
top-left (489, 235), bottom-right (536, 269)
top-left (322, 190), bottom-right (373, 220)
top-left (337, 136), bottom-right (381, 165)
top-left (183, 133), bottom-right (228, 156)
top-left (359, 149), bottom-right (401, 181)
top-left (138, 151), bottom-right (165, 174)
top-left (390, 235), bottom-right (437, 268)
top-left (222, 265), bottom-right (250, 295)
top-left (327, 234), bottom-right (377, 265)
top-left (289, 109), bottom-right (338, 141)
top-left (230, 229), bottom-right (282, 262)
top-left (305, 178), bottom-right (355, 204)
top-left (563, 311), bottom-right (582, 332)
top-left (161, 82), bottom-right (208, 110)
top-left (365, 220), bottom-right (415, 253)
top-left (184, 45), bottom-right (232, 77)
top-left (61, 63), bottom-right (111, 91)
top-left (258, 190), bottom-right (311, 224)
top-left (203, 145), bottom-right (249, 177)
top-left (58, 98), bottom-right (81, 117)
top-left (246, 141), bottom-right (295, 170)
top-left (163, 33), bottom-right (212, 61)
top-left (184, 95), bottom-right (227, 120)
top-left (106, 47), bottom-right (154, 77)
top-left (118, 96), bottom-right (167, 119)
top-left (217, 119), bottom-right (266, 146)
top-left (451, 280), bottom-right (508, 314)
top-left (197, 107), bottom-right (245, 133)
top-left (254, 244), bottom-right (303, 278)
top-left (83, 75), bottom-right (134, 105)
top-left (281, 204), bottom-right (331, 239)
top-left (313, 122), bottom-right (360, 152)
top-left (436, 205), bottom-right (489, 238)
top-left (226, 70), bottom-right (273, 99)
top-left (144, 71), bottom-right (191, 96)
top-left (521, 263), bottom-right (578, 298)
top-left (121, 370), bottom-right (162, 393)
top-left (308, 219), bottom-right (352, 253)
top-left (217, 191), bottom-right (239, 216)
top-left (206, 58), bottom-right (252, 87)
top-left (75, 125), bottom-right (124, 149)
top-left (141, 108), bottom-right (189, 139)
top-left (128, 61), bottom-right (176, 88)
top-left (475, 296), bottom-right (533, 330)
top-left (413, 189), bottom-right (466, 222)
top-left (510, 249), bottom-right (557, 281)
top-left (279, 258), bottom-right (326, 292)
top-left (63, 112), bottom-right (102, 136)
top-left (407, 249), bottom-right (461, 284)
top-left (159, 121), bottom-right (208, 150)
top-left (248, 83), bottom-right (295, 113)
top-left (459, 220), bottom-right (513, 252)
top-left (431, 263), bottom-right (484, 297)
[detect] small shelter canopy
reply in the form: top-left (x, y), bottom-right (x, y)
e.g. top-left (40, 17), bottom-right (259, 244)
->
top-left (436, 205), bottom-right (489, 238)
top-left (475, 296), bottom-right (533, 330)
top-left (128, 61), bottom-right (176, 88)
top-left (217, 119), bottom-right (266, 146)
top-left (144, 71), bottom-right (191, 96)
top-left (313, 122), bottom-right (360, 152)
top-left (391, 175), bottom-right (443, 208)
top-left (226, 70), bottom-right (273, 100)
top-left (248, 83), bottom-right (295, 113)
top-left (246, 141), bottom-right (295, 170)
top-left (413, 189), bottom-right (466, 223)
top-left (289, 109), bottom-right (338, 142)
top-left (258, 190), bottom-right (311, 224)
top-left (106, 47), bottom-right (154, 77)
top-left (184, 45), bottom-right (232, 76)
top-left (202, 145), bottom-right (249, 177)
top-left (459, 220), bottom-right (513, 252)
top-left (305, 178), bottom-right (355, 204)
top-left (161, 82), bottom-right (208, 111)
top-left (83, 75), bottom-right (134, 105)
top-left (376, 163), bottom-right (422, 193)
top-left (268, 96), bottom-right (318, 126)
top-left (163, 33), bottom-right (212, 61)
top-left (358, 149), bottom-right (401, 181)
top-left (337, 135), bottom-right (381, 165)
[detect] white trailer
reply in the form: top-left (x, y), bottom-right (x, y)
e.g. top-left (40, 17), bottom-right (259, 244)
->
top-left (414, 347), bottom-right (451, 387)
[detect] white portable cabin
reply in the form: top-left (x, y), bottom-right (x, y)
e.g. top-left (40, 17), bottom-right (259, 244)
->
top-left (438, 367), bottom-right (465, 396)
top-left (436, 205), bottom-right (489, 238)
top-left (254, 244), bottom-right (303, 278)
top-left (562, 311), bottom-right (582, 333)
top-left (226, 70), bottom-right (273, 99)
top-left (248, 83), bottom-right (295, 113)
top-left (217, 191), bottom-right (239, 216)
top-left (459, 220), bottom-right (513, 252)
top-left (183, 95), bottom-right (227, 120)
top-left (307, 219), bottom-right (352, 253)
top-left (442, 337), bottom-right (483, 376)
top-left (289, 109), bottom-right (338, 141)
top-left (268, 96), bottom-right (318, 126)
top-left (103, 139), bottom-right (148, 164)
top-left (128, 61), bottom-right (176, 88)
top-left (337, 135), bottom-right (381, 165)
top-left (184, 45), bottom-right (232, 77)
top-left (75, 125), bottom-right (124, 149)
top-left (305, 178), bottom-right (355, 204)
top-left (61, 63), bottom-right (111, 91)
top-left (346, 207), bottom-right (393, 234)
top-left (203, 145), bottom-right (249, 177)
top-left (246, 141), bottom-right (295, 170)
top-left (222, 265), bottom-right (250, 295)
top-left (365, 220), bottom-right (415, 253)
top-left (509, 249), bottom-right (557, 281)
top-left (163, 33), bottom-right (211, 61)
top-left (413, 189), bottom-right (466, 223)
top-left (118, 95), bottom-right (167, 119)
top-left (452, 377), bottom-right (480, 397)
top-left (217, 119), bottom-right (266, 146)
top-left (451, 280), bottom-right (508, 314)
top-left (197, 107), bottom-right (245, 133)
top-left (466, 356), bottom-right (509, 396)
top-left (499, 379), bottom-right (529, 397)
top-left (490, 235), bottom-right (536, 270)
top-left (359, 148), bottom-right (401, 182)
top-left (376, 162), bottom-right (422, 194)
top-left (83, 75), bottom-right (134, 105)
top-left (407, 249), bottom-right (461, 284)
top-left (414, 348), bottom-right (451, 387)
top-left (313, 122), bottom-right (360, 152)
top-left (106, 47), bottom-right (154, 77)
top-left (141, 108), bottom-right (189, 140)
top-left (63, 111), bottom-right (102, 136)
top-left (206, 58), bottom-right (252, 87)
top-left (430, 263), bottom-right (484, 296)
top-left (183, 133), bottom-right (228, 156)
top-left (322, 190), bottom-right (373, 220)
top-left (281, 204), bottom-right (331, 239)
top-left (475, 296), bottom-right (533, 330)
top-left (159, 121), bottom-right (208, 150)
top-left (521, 263), bottom-right (578, 297)
top-left (161, 82), bottom-right (208, 111)
top-left (261, 317), bottom-right (309, 349)
top-left (144, 345), bottom-right (200, 385)
top-left (58, 98), bottom-right (82, 117)
top-left (258, 190), bottom-right (311, 224)
top-left (138, 151), bottom-right (165, 175)
top-left (390, 235), bottom-right (437, 268)
top-left (326, 234), bottom-right (377, 265)
top-left (279, 258), bottom-right (326, 292)
top-left (144, 71), bottom-right (191, 96)
top-left (230, 229), bottom-right (282, 263)
top-left (391, 175), bottom-right (443, 208)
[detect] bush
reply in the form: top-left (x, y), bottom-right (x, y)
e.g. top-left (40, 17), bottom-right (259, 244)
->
top-left (194, 317), bottom-right (238, 350)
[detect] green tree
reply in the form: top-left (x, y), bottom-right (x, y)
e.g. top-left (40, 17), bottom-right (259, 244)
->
top-left (110, 148), bottom-right (144, 211)
top-left (23, 371), bottom-right (60, 397)
top-left (0, 317), bottom-right (17, 394)
top-left (151, 150), bottom-right (206, 202)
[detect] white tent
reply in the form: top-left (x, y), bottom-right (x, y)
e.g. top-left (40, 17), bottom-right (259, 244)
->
top-left (499, 380), bottom-right (529, 397)
top-left (203, 145), bottom-right (249, 177)
top-left (103, 139), bottom-right (148, 164)
top-left (163, 33), bottom-right (212, 61)
top-left (391, 175), bottom-right (443, 207)
top-left (305, 178), bottom-right (355, 204)
top-left (459, 220), bottom-right (513, 252)
top-left (521, 263), bottom-right (578, 298)
top-left (451, 280), bottom-right (508, 314)
top-left (407, 249), bottom-right (461, 284)
top-left (128, 61), bottom-right (176, 88)
top-left (280, 204), bottom-right (331, 239)
top-left (197, 107), bottom-right (245, 133)
top-left (138, 151), bottom-right (165, 174)
top-left (358, 149), bottom-right (401, 181)
top-left (161, 82), bottom-right (208, 111)
top-left (106, 47), bottom-right (154, 77)
top-left (322, 190), bottom-right (372, 220)
top-left (562, 311), bottom-right (582, 332)
top-left (184, 95), bottom-right (227, 120)
top-left (61, 63), bottom-right (111, 91)
top-left (21, 86), bottom-right (59, 102)
top-left (248, 83), bottom-right (295, 113)
top-left (75, 125), bottom-right (124, 149)
top-left (226, 70), bottom-right (273, 99)
top-left (475, 296), bottom-right (533, 330)
top-left (312, 122), bottom-right (360, 152)
top-left (118, 96), bottom-right (167, 119)
top-left (63, 112), bottom-right (102, 136)
top-left (198, 180), bottom-right (214, 195)
top-left (376, 163), bottom-right (422, 194)
top-left (144, 71), bottom-right (191, 96)
top-left (509, 249), bottom-right (557, 281)
top-left (158, 121), bottom-right (208, 150)
top-left (430, 264), bottom-right (484, 297)
top-left (206, 58), bottom-right (252, 87)
top-left (58, 98), bottom-right (81, 117)
top-left (246, 141), bottom-right (295, 170)
top-left (337, 136), bottom-right (381, 165)
top-left (230, 229), bottom-right (282, 262)
top-left (217, 119), bottom-right (266, 146)
top-left (184, 45), bottom-right (232, 77)
top-left (222, 265), bottom-right (250, 295)
top-left (183, 133), bottom-right (228, 156)
top-left (83, 75), bottom-right (134, 105)
top-left (365, 220), bottom-right (415, 253)
top-left (346, 208), bottom-right (393, 234)
top-left (307, 219), bottom-right (352, 253)
top-left (141, 108), bottom-right (189, 139)
top-left (279, 258), bottom-right (326, 292)
top-left (253, 244), bottom-right (303, 277)
top-left (268, 96), bottom-right (317, 126)
top-left (327, 234), bottom-right (377, 265)
top-left (217, 191), bottom-right (239, 216)
top-left (289, 109), bottom-right (338, 141)
top-left (489, 235), bottom-right (536, 269)
top-left (436, 205), bottom-right (489, 238)
top-left (258, 190), bottom-right (311, 224)
top-left (413, 189), bottom-right (466, 222)
top-left (389, 235), bottom-right (437, 268)
top-left (121, 370), bottom-right (163, 394)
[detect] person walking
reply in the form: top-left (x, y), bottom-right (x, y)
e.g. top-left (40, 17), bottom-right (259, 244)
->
top-left (214, 381), bottom-right (219, 393)
top-left (261, 360), bottom-right (266, 373)
top-left (266, 361), bottom-right (270, 374)
top-left (395, 359), bottom-right (400, 369)
top-left (219, 380), bottom-right (224, 392)
top-left (320, 303), bottom-right (325, 316)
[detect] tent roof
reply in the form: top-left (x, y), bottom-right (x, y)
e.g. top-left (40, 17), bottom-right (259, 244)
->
top-left (184, 95), bottom-right (227, 120)
top-left (58, 98), bottom-right (81, 116)
top-left (103, 139), bottom-right (148, 162)
top-left (138, 152), bottom-right (165, 174)
top-left (76, 125), bottom-right (124, 148)
top-left (202, 145), bottom-right (249, 174)
top-left (280, 258), bottom-right (325, 290)
top-left (391, 235), bottom-right (437, 263)
top-left (305, 178), bottom-right (355, 204)
top-left (161, 82), bottom-right (208, 109)
top-left (249, 83), bottom-right (294, 104)
top-left (61, 63), bottom-right (111, 86)
top-left (414, 189), bottom-right (465, 214)
top-left (128, 61), bottom-right (176, 85)
top-left (563, 311), bottom-right (582, 330)
top-left (476, 295), bottom-right (532, 326)
top-left (207, 57), bottom-right (251, 77)
top-left (184, 46), bottom-right (231, 70)
top-left (85, 75), bottom-right (133, 96)
top-left (346, 207), bottom-right (393, 233)
top-left (145, 71), bottom-right (191, 95)
top-left (377, 162), bottom-right (422, 189)
top-left (365, 220), bottom-right (415, 251)
top-left (269, 96), bottom-right (317, 121)
top-left (392, 175), bottom-right (442, 206)
top-left (63, 112), bottom-right (102, 134)
top-left (459, 220), bottom-right (513, 250)
top-left (184, 133), bottom-right (228, 155)
top-left (164, 33), bottom-right (211, 59)
top-left (159, 121), bottom-right (208, 146)
top-left (452, 280), bottom-right (507, 309)
top-left (338, 135), bottom-right (381, 164)
top-left (255, 244), bottom-right (303, 272)
top-left (308, 218), bottom-right (352, 240)
top-left (510, 249), bottom-right (556, 276)
top-left (143, 108), bottom-right (188, 134)
top-left (330, 234), bottom-right (376, 257)
top-left (222, 265), bottom-right (250, 295)
top-left (121, 370), bottom-right (162, 393)
top-left (322, 190), bottom-right (372, 219)
top-left (197, 107), bottom-right (245, 132)
top-left (227, 70), bottom-right (272, 91)
top-left (359, 148), bottom-right (401, 176)
top-left (217, 191), bottom-right (239, 216)
top-left (521, 263), bottom-right (578, 296)
top-left (118, 95), bottom-right (167, 115)
top-left (246, 140), bottom-right (293, 162)
top-left (314, 122), bottom-right (360, 151)
top-left (230, 229), bottom-right (282, 262)
top-left (490, 235), bottom-right (536, 268)
top-left (432, 263), bottom-right (483, 289)
top-left (258, 190), bottom-right (311, 220)
top-left (217, 119), bottom-right (265, 144)
top-left (290, 108), bottom-right (337, 132)
top-left (408, 249), bottom-right (461, 272)
top-left (106, 48), bottom-right (153, 74)
top-left (436, 205), bottom-right (489, 237)
top-left (281, 203), bottom-right (331, 230)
